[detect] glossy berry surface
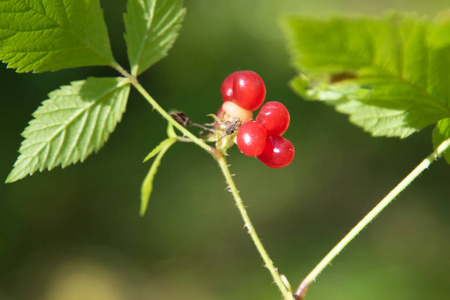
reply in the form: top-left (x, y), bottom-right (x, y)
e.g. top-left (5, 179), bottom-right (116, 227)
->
top-left (220, 71), bottom-right (237, 102)
top-left (257, 136), bottom-right (294, 168)
top-left (221, 70), bottom-right (266, 111)
top-left (220, 101), bottom-right (253, 123)
top-left (256, 101), bottom-right (290, 136)
top-left (236, 121), bottom-right (268, 157)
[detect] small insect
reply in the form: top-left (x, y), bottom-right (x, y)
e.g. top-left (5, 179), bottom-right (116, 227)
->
top-left (215, 118), bottom-right (242, 143)
top-left (225, 118), bottom-right (242, 135)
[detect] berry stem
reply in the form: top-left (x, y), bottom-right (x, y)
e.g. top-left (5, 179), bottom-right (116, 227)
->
top-left (113, 63), bottom-right (213, 154)
top-left (112, 64), bottom-right (292, 299)
top-left (294, 137), bottom-right (450, 300)
top-left (217, 155), bottom-right (293, 300)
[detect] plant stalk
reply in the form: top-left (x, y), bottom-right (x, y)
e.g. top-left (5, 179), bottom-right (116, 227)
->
top-left (217, 155), bottom-right (293, 300)
top-left (114, 64), bottom-right (292, 299)
top-left (294, 137), bottom-right (450, 300)
top-left (112, 64), bottom-right (213, 154)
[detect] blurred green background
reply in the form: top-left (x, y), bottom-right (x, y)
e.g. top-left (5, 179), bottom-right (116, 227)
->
top-left (1, 1), bottom-right (449, 299)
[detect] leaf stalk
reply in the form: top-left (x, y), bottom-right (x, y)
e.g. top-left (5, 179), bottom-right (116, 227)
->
top-left (294, 137), bottom-right (450, 299)
top-left (112, 64), bottom-right (213, 154)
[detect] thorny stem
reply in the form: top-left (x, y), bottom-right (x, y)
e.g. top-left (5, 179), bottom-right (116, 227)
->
top-left (294, 137), bottom-right (450, 300)
top-left (114, 62), bottom-right (450, 300)
top-left (113, 64), bottom-right (292, 299)
top-left (217, 155), bottom-right (293, 300)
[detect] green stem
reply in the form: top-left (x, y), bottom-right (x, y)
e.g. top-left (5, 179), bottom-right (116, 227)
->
top-left (112, 64), bottom-right (212, 153)
top-left (217, 155), bottom-right (293, 300)
top-left (112, 64), bottom-right (291, 298)
top-left (294, 137), bottom-right (450, 300)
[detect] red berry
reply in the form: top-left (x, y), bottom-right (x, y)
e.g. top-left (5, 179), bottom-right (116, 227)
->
top-left (236, 121), bottom-right (268, 157)
top-left (256, 101), bottom-right (290, 136)
top-left (221, 71), bottom-right (266, 111)
top-left (257, 136), bottom-right (294, 168)
top-left (221, 101), bottom-right (253, 123)
top-left (221, 71), bottom-right (237, 102)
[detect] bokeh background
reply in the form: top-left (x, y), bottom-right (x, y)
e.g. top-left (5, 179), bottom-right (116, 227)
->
top-left (1, 1), bottom-right (449, 299)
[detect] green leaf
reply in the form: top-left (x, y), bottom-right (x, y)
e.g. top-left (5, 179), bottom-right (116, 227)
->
top-left (428, 11), bottom-right (450, 49)
top-left (336, 99), bottom-right (417, 138)
top-left (290, 78), bottom-right (417, 138)
top-left (284, 17), bottom-right (372, 77)
top-left (143, 137), bottom-right (177, 162)
top-left (140, 138), bottom-right (176, 216)
top-left (432, 119), bottom-right (450, 163)
top-left (0, 0), bottom-right (115, 72)
top-left (284, 14), bottom-right (450, 139)
top-left (6, 77), bottom-right (130, 183)
top-left (166, 122), bottom-right (177, 138)
top-left (124, 0), bottom-right (185, 76)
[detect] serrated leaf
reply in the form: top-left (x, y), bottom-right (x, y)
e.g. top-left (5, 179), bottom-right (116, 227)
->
top-left (336, 100), bottom-right (417, 138)
top-left (6, 77), bottom-right (130, 183)
top-left (284, 14), bottom-right (450, 138)
top-left (124, 0), bottom-right (185, 76)
top-left (140, 138), bottom-right (176, 216)
top-left (291, 79), bottom-right (417, 138)
top-left (0, 0), bottom-right (115, 72)
top-left (143, 137), bottom-right (177, 162)
top-left (432, 119), bottom-right (450, 163)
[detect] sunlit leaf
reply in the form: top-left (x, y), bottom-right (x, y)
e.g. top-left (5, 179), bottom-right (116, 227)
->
top-left (140, 138), bottom-right (176, 216)
top-left (0, 0), bottom-right (115, 72)
top-left (289, 77), bottom-right (416, 138)
top-left (433, 119), bottom-right (450, 163)
top-left (285, 14), bottom-right (450, 140)
top-left (6, 77), bottom-right (130, 183)
top-left (124, 0), bottom-right (185, 75)
top-left (143, 137), bottom-right (177, 162)
top-left (166, 122), bottom-right (177, 138)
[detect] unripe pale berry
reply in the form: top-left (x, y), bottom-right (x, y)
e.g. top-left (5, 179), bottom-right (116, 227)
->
top-left (256, 101), bottom-right (290, 136)
top-left (220, 101), bottom-right (253, 123)
top-left (257, 136), bottom-right (294, 168)
top-left (221, 70), bottom-right (266, 111)
top-left (236, 121), bottom-right (268, 157)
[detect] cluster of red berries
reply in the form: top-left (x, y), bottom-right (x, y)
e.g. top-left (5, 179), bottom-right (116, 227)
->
top-left (218, 71), bottom-right (295, 168)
